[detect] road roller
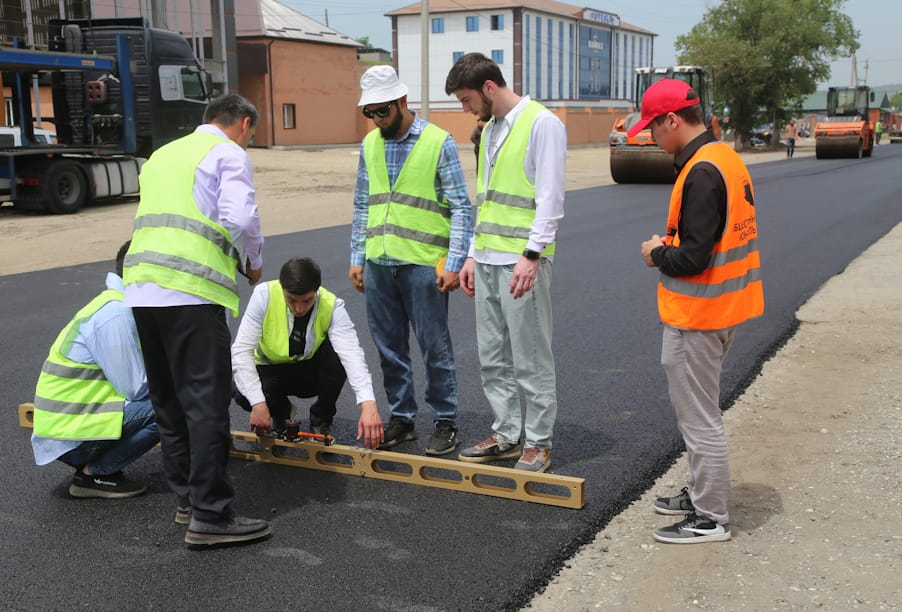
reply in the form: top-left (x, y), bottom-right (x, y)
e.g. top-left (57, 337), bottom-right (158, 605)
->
top-left (815, 86), bottom-right (874, 159)
top-left (609, 66), bottom-right (719, 184)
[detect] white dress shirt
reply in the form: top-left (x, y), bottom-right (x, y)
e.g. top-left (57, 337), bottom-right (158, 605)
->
top-left (231, 283), bottom-right (376, 407)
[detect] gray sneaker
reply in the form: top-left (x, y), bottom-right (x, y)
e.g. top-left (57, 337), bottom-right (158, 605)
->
top-left (514, 446), bottom-right (551, 473)
top-left (174, 505), bottom-right (192, 525)
top-left (184, 515), bottom-right (272, 548)
top-left (459, 435), bottom-right (521, 463)
top-left (654, 487), bottom-right (695, 515)
top-left (653, 512), bottom-right (731, 544)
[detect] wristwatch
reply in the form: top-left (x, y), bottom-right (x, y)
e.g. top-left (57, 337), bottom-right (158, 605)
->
top-left (522, 248), bottom-right (541, 261)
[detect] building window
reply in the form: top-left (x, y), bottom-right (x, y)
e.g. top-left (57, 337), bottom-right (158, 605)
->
top-left (466, 16), bottom-right (479, 32)
top-left (283, 103), bottom-right (296, 129)
top-left (492, 49), bottom-right (504, 65)
top-left (432, 17), bottom-right (444, 33)
top-left (491, 15), bottom-right (504, 30)
top-left (453, 51), bottom-right (464, 62)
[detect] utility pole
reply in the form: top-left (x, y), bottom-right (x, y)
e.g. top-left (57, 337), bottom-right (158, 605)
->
top-left (209, 0), bottom-right (238, 94)
top-left (420, 0), bottom-right (429, 119)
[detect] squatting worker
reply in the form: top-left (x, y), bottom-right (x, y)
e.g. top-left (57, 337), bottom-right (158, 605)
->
top-left (445, 52), bottom-right (566, 473)
top-left (350, 65), bottom-right (473, 456)
top-left (32, 241), bottom-right (158, 499)
top-left (636, 79), bottom-right (764, 544)
top-left (231, 257), bottom-right (384, 448)
top-left (123, 93), bottom-right (270, 548)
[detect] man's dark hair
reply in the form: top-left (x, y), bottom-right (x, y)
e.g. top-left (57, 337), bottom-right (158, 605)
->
top-left (203, 93), bottom-right (258, 128)
top-left (279, 257), bottom-right (322, 295)
top-left (651, 91), bottom-right (704, 128)
top-left (445, 52), bottom-right (506, 95)
top-left (115, 240), bottom-right (131, 277)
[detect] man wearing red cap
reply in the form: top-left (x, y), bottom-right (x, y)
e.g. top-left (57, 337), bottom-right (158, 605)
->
top-left (638, 79), bottom-right (764, 544)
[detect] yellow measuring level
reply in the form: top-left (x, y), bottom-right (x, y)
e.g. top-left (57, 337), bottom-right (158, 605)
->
top-left (19, 403), bottom-right (585, 509)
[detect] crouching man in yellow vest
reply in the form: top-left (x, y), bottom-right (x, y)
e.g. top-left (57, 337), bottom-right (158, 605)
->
top-left (232, 257), bottom-right (384, 448)
top-left (32, 241), bottom-right (158, 499)
top-left (637, 79), bottom-right (764, 545)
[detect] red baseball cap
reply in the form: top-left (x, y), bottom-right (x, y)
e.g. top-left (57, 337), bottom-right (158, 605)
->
top-left (627, 79), bottom-right (701, 137)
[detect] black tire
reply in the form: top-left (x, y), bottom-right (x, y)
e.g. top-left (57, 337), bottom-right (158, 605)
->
top-left (45, 162), bottom-right (89, 214)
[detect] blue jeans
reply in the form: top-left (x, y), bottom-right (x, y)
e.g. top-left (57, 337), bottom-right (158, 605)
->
top-left (59, 399), bottom-right (159, 475)
top-left (364, 262), bottom-right (458, 423)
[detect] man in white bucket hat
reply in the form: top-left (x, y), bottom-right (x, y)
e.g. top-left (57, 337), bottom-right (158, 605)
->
top-left (349, 65), bottom-right (473, 457)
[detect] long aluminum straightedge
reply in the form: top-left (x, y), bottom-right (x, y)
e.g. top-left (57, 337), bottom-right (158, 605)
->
top-left (18, 403), bottom-right (584, 509)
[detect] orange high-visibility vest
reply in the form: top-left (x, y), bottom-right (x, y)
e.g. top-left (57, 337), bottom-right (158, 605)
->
top-left (658, 142), bottom-right (764, 330)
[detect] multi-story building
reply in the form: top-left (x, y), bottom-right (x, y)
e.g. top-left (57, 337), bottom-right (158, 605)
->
top-left (386, 0), bottom-right (655, 107)
top-left (383, 0), bottom-right (656, 145)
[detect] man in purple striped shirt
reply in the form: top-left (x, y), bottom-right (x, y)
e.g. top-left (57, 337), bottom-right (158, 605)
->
top-left (124, 93), bottom-right (269, 548)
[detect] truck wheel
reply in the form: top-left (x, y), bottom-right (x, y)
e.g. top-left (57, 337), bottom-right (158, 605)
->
top-left (45, 162), bottom-right (89, 214)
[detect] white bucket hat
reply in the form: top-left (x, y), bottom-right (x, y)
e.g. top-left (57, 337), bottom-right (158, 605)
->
top-left (358, 65), bottom-right (409, 107)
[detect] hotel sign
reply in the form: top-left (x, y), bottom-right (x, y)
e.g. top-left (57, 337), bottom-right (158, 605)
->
top-left (582, 10), bottom-right (620, 28)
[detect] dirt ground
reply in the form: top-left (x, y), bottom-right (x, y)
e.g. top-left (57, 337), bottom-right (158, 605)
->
top-left (4, 138), bottom-right (899, 610)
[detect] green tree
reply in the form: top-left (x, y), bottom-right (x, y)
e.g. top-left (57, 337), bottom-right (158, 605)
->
top-left (891, 92), bottom-right (902, 109)
top-left (355, 36), bottom-right (373, 49)
top-left (675, 0), bottom-right (858, 148)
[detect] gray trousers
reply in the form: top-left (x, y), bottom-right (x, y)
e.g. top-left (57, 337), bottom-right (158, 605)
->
top-left (474, 261), bottom-right (558, 448)
top-left (661, 324), bottom-right (736, 525)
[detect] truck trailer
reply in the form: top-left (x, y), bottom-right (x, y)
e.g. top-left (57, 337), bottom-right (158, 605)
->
top-left (0, 17), bottom-right (210, 214)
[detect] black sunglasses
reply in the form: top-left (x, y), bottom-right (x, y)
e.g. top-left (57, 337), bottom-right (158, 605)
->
top-left (362, 101), bottom-right (394, 119)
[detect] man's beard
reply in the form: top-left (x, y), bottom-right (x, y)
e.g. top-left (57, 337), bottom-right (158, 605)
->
top-left (478, 92), bottom-right (493, 122)
top-left (380, 109), bottom-right (405, 139)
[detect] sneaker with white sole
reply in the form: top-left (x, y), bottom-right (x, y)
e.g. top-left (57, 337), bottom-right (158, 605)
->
top-left (653, 512), bottom-right (731, 544)
top-left (458, 435), bottom-right (521, 463)
top-left (514, 447), bottom-right (551, 473)
top-left (68, 470), bottom-right (146, 499)
top-left (654, 487), bottom-right (695, 515)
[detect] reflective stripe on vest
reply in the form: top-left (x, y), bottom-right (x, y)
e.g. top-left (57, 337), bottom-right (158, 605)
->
top-left (255, 281), bottom-right (337, 365)
top-left (474, 100), bottom-right (556, 256)
top-left (363, 123), bottom-right (451, 266)
top-left (123, 131), bottom-right (241, 316)
top-left (33, 289), bottom-right (126, 440)
top-left (658, 142), bottom-right (764, 330)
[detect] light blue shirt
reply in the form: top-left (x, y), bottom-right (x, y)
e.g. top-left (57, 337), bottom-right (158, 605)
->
top-left (32, 273), bottom-right (149, 465)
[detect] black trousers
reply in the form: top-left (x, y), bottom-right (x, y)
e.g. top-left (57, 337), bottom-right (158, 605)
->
top-left (132, 304), bottom-right (234, 523)
top-left (233, 338), bottom-right (347, 428)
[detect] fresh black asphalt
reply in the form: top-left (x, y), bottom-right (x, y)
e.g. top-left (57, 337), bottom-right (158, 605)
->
top-left (1, 145), bottom-right (900, 610)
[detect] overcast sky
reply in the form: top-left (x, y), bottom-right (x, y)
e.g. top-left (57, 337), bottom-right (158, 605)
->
top-left (280, 0), bottom-right (901, 88)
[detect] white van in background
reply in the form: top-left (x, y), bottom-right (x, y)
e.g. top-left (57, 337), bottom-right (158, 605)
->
top-left (0, 126), bottom-right (57, 146)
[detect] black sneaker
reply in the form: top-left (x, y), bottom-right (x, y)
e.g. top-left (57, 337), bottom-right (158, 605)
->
top-left (378, 416), bottom-right (416, 450)
top-left (69, 470), bottom-right (147, 499)
top-left (654, 487), bottom-right (695, 515)
top-left (425, 420), bottom-right (460, 456)
top-left (185, 515), bottom-right (272, 548)
top-left (310, 423), bottom-right (335, 446)
top-left (653, 512), bottom-right (731, 544)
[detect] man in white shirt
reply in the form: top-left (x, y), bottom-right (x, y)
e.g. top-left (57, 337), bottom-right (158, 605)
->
top-left (232, 257), bottom-right (384, 448)
top-left (445, 52), bottom-right (566, 474)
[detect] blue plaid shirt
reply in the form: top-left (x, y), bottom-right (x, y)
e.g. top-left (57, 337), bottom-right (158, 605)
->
top-left (351, 113), bottom-right (472, 272)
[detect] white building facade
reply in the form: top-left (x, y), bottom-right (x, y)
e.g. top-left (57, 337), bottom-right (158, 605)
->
top-left (387, 1), bottom-right (655, 108)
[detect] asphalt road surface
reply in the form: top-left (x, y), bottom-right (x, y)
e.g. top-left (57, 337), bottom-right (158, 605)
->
top-left (2, 145), bottom-right (900, 611)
